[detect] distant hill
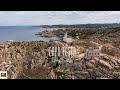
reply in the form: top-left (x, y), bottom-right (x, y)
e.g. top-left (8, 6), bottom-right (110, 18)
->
top-left (42, 23), bottom-right (120, 28)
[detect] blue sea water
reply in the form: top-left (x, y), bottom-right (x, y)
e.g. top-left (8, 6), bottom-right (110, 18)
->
top-left (0, 26), bottom-right (60, 42)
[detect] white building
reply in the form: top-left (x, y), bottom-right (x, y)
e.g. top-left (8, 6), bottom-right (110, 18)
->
top-left (84, 48), bottom-right (101, 59)
top-left (63, 33), bottom-right (72, 43)
top-left (8, 40), bottom-right (14, 42)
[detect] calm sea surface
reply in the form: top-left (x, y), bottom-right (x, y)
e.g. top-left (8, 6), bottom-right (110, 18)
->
top-left (0, 26), bottom-right (61, 42)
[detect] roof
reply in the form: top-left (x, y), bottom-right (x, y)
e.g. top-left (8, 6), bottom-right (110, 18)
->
top-left (86, 49), bottom-right (100, 52)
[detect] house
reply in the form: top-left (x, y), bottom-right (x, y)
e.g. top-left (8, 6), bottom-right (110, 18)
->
top-left (63, 33), bottom-right (72, 43)
top-left (8, 40), bottom-right (14, 42)
top-left (84, 48), bottom-right (101, 59)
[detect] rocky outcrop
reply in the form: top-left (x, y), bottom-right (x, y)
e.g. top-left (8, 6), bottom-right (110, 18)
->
top-left (36, 30), bottom-right (56, 37)
top-left (0, 41), bottom-right (50, 79)
top-left (0, 40), bottom-right (120, 79)
top-left (98, 60), bottom-right (112, 70)
top-left (50, 53), bottom-right (120, 79)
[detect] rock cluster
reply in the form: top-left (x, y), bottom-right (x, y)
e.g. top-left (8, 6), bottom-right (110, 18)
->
top-left (51, 54), bottom-right (120, 79)
top-left (0, 41), bottom-right (120, 79)
top-left (0, 41), bottom-right (50, 79)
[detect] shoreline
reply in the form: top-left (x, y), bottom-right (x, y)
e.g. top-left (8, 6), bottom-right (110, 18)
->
top-left (0, 40), bottom-right (48, 43)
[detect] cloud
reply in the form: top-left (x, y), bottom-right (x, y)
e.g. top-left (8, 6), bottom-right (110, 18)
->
top-left (0, 11), bottom-right (120, 25)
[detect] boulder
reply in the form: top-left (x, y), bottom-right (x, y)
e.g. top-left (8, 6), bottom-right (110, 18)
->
top-left (94, 69), bottom-right (104, 77)
top-left (99, 60), bottom-right (112, 70)
top-left (94, 57), bottom-right (99, 62)
top-left (85, 62), bottom-right (95, 69)
top-left (114, 66), bottom-right (119, 69)
top-left (74, 71), bottom-right (81, 74)
top-left (98, 77), bottom-right (112, 79)
top-left (82, 64), bottom-right (87, 70)
top-left (81, 71), bottom-right (90, 78)
top-left (74, 74), bottom-right (86, 79)
top-left (109, 59), bottom-right (118, 66)
top-left (89, 60), bottom-right (96, 65)
top-left (114, 59), bottom-right (120, 64)
top-left (113, 72), bottom-right (120, 77)
top-left (86, 69), bottom-right (94, 77)
top-left (103, 55), bottom-right (110, 60)
top-left (78, 65), bottom-right (83, 70)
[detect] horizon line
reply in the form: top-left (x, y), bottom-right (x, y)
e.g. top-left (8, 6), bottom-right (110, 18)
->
top-left (0, 23), bottom-right (120, 26)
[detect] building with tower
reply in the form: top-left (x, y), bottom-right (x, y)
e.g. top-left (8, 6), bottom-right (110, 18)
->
top-left (84, 41), bottom-right (102, 59)
top-left (63, 33), bottom-right (72, 43)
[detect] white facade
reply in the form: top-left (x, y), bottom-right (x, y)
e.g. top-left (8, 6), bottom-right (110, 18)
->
top-left (84, 49), bottom-right (101, 59)
top-left (8, 40), bottom-right (14, 42)
top-left (63, 33), bottom-right (72, 43)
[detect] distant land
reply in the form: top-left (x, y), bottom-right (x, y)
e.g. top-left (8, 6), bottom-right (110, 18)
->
top-left (1, 23), bottom-right (120, 29)
top-left (40, 23), bottom-right (120, 28)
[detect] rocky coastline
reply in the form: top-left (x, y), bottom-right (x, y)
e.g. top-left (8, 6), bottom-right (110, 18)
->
top-left (1, 25), bottom-right (120, 79)
top-left (36, 30), bottom-right (56, 37)
top-left (0, 34), bottom-right (120, 79)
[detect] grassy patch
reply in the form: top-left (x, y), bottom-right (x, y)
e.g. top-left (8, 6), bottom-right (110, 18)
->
top-left (54, 71), bottom-right (66, 79)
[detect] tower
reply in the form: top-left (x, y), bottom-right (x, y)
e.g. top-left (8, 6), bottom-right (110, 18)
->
top-left (63, 32), bottom-right (72, 43)
top-left (92, 36), bottom-right (96, 49)
top-left (64, 33), bottom-right (67, 38)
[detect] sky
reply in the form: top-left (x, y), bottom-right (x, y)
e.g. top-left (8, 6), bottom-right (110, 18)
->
top-left (0, 11), bottom-right (120, 26)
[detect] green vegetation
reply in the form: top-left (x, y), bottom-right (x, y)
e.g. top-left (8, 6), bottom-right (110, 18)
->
top-left (52, 62), bottom-right (59, 69)
top-left (54, 71), bottom-right (66, 79)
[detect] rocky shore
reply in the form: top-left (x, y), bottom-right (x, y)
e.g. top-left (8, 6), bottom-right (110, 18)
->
top-left (36, 30), bottom-right (56, 37)
top-left (0, 40), bottom-right (120, 79)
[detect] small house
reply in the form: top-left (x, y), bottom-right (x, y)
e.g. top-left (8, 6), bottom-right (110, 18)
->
top-left (84, 48), bottom-right (101, 59)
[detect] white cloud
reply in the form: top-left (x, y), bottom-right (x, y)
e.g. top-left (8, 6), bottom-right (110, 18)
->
top-left (0, 11), bottom-right (120, 25)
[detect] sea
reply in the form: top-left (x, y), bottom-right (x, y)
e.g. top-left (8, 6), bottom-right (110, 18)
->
top-left (0, 26), bottom-right (61, 42)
